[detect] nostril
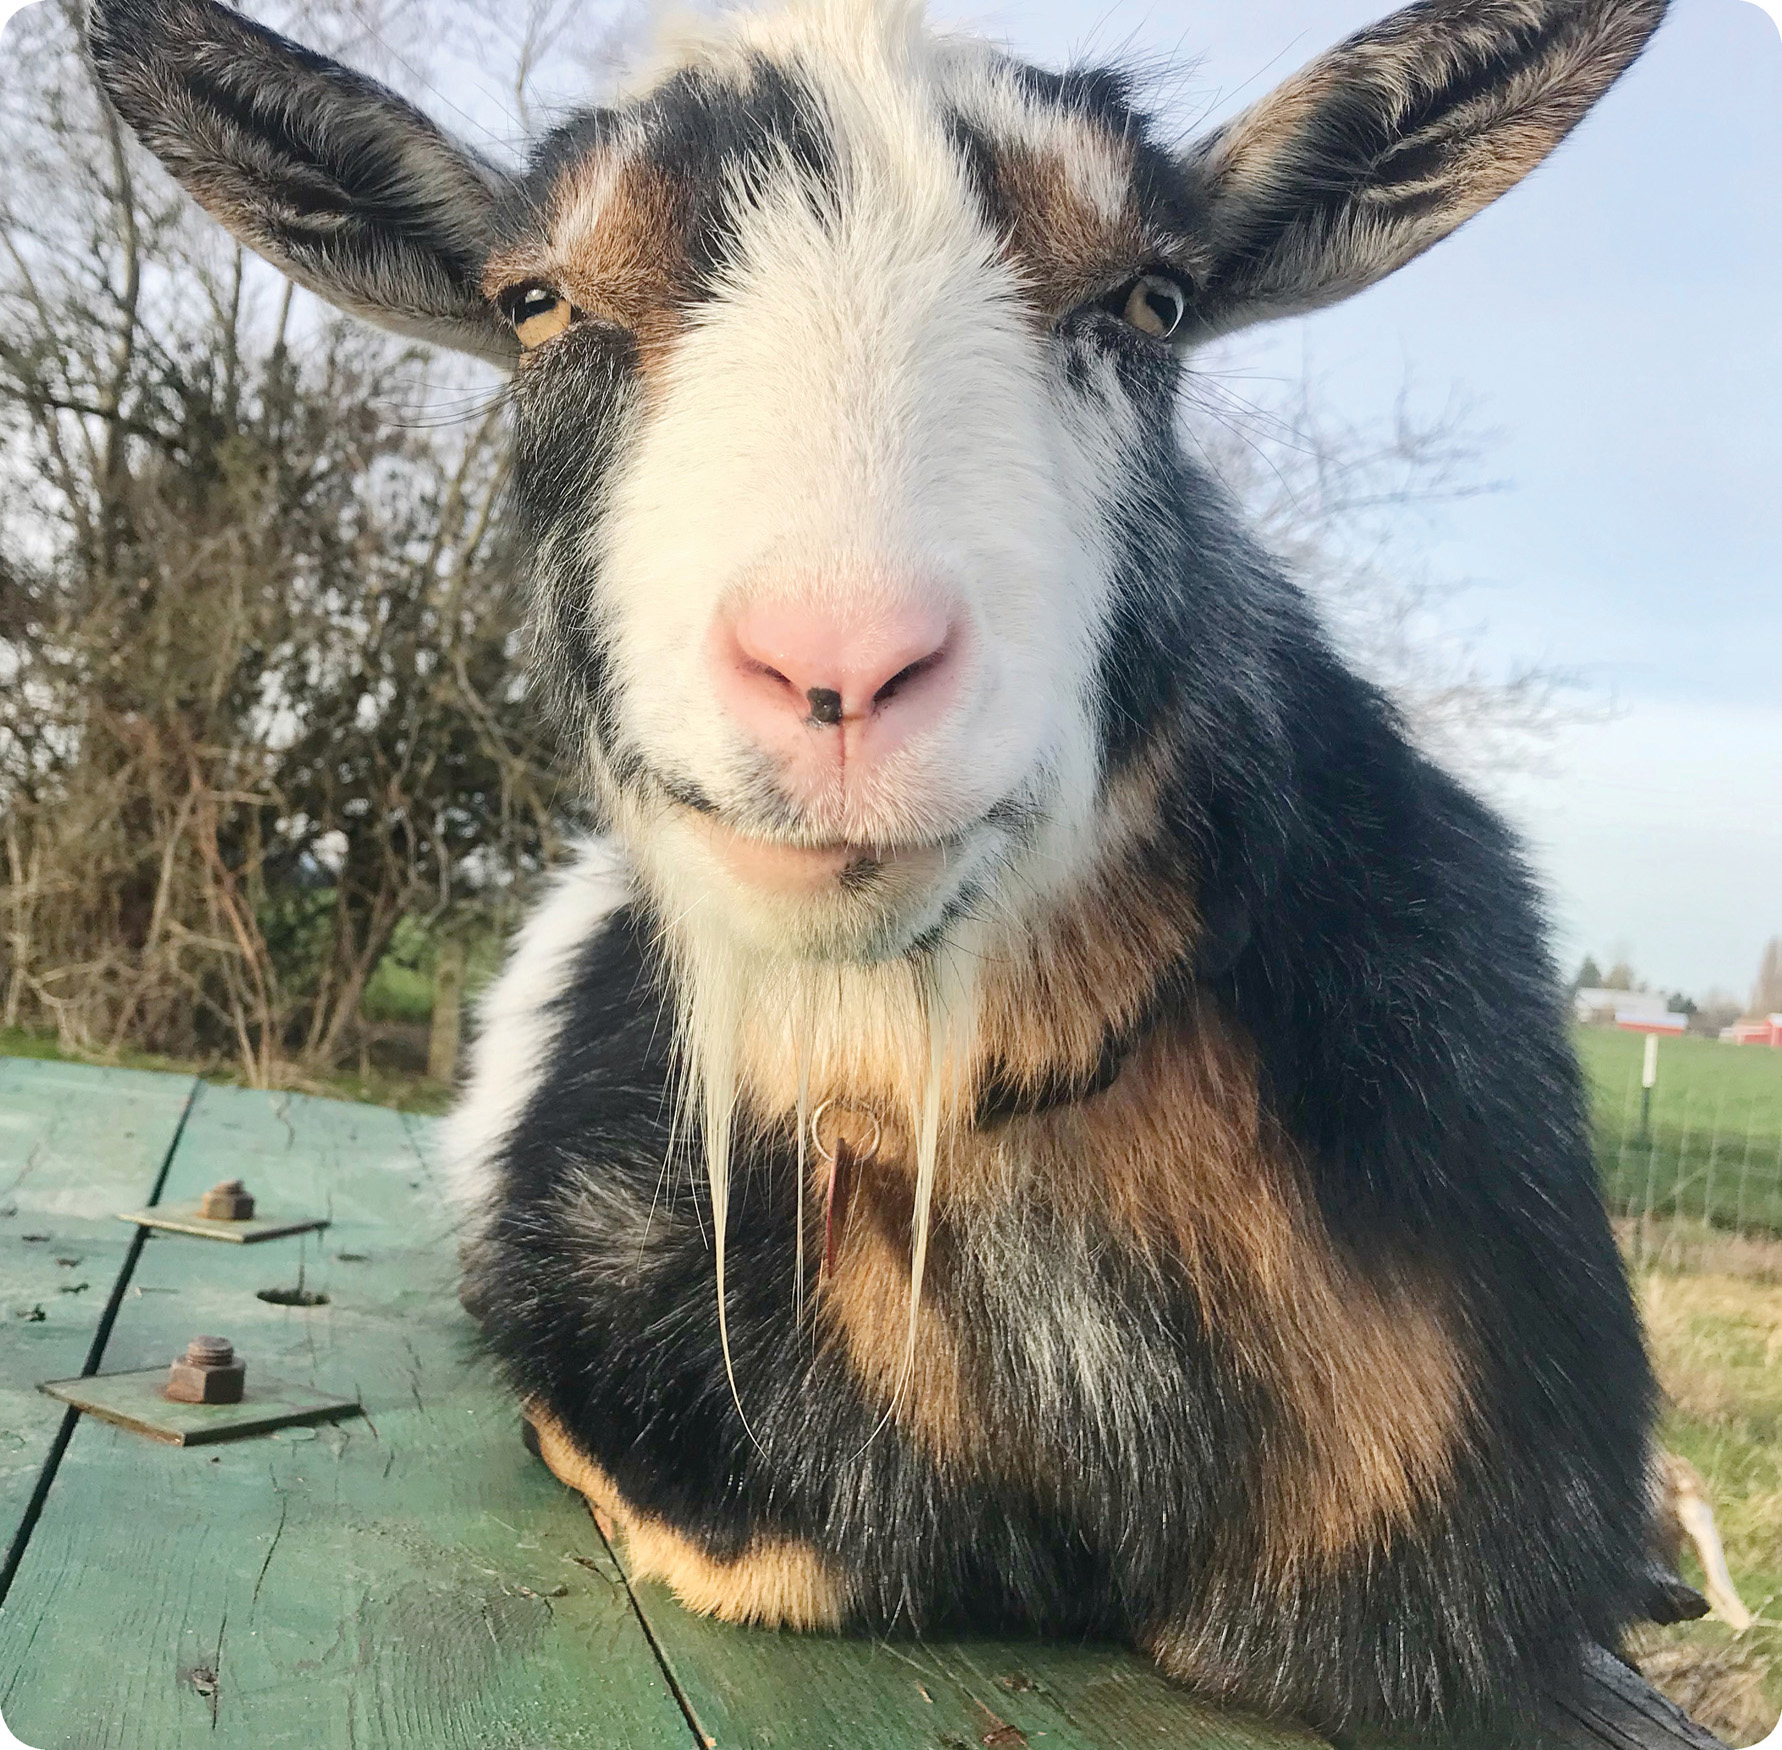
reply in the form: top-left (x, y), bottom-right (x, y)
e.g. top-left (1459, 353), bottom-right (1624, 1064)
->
top-left (741, 657), bottom-right (801, 703)
top-left (806, 687), bottom-right (843, 725)
top-left (872, 650), bottom-right (945, 709)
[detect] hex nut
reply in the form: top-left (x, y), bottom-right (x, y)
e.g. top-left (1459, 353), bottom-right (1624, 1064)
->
top-left (165, 1335), bottom-right (247, 1404)
top-left (198, 1179), bottom-right (255, 1221)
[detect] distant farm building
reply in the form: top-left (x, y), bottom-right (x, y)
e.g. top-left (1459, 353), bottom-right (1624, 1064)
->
top-left (1722, 1014), bottom-right (1782, 1047)
top-left (1575, 987), bottom-right (1676, 1028)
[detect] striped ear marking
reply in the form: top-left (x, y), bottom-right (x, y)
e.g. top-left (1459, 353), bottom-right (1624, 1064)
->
top-left (1182, 0), bottom-right (1669, 335)
top-left (87, 0), bottom-right (517, 362)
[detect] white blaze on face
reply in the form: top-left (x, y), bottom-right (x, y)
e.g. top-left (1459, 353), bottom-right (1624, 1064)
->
top-left (574, 14), bottom-right (1138, 966)
top-left (506, 1), bottom-right (1170, 1425)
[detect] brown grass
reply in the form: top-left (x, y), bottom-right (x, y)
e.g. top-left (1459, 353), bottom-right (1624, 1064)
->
top-left (1633, 1241), bottom-right (1782, 1745)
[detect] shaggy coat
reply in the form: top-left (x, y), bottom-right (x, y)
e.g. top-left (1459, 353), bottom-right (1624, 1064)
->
top-left (87, 0), bottom-right (1671, 1729)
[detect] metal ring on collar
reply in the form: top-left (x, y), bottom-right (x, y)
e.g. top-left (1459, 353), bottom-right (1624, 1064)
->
top-left (808, 1099), bottom-right (883, 1167)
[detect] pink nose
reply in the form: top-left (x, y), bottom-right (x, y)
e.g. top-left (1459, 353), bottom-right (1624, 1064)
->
top-left (713, 593), bottom-right (959, 772)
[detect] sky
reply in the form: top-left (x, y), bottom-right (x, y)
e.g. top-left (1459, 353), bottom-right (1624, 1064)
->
top-left (3, 0), bottom-right (1773, 1001)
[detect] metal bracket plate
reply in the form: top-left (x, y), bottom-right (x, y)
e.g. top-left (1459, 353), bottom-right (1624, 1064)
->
top-left (40, 1368), bottom-right (362, 1445)
top-left (115, 1203), bottom-right (329, 1244)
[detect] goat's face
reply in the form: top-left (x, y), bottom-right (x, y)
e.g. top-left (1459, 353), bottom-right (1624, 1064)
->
top-left (90, 0), bottom-right (1668, 969)
top-left (494, 21), bottom-right (1203, 961)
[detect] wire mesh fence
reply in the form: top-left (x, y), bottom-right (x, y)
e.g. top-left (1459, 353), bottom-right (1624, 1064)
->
top-left (1581, 1027), bottom-right (1782, 1266)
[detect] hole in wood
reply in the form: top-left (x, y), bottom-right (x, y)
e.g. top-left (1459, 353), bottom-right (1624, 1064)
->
top-left (257, 1287), bottom-right (330, 1307)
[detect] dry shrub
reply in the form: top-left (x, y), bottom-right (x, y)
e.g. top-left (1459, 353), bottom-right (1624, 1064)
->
top-left (0, 0), bottom-right (564, 1083)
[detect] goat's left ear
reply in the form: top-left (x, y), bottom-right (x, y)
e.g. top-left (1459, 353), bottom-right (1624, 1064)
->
top-left (87, 0), bottom-right (519, 365)
top-left (1181, 0), bottom-right (1668, 337)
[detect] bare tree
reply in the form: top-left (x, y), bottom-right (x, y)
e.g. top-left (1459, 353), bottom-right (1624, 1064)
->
top-left (1752, 938), bottom-right (1782, 1017)
top-left (0, 0), bottom-right (563, 1083)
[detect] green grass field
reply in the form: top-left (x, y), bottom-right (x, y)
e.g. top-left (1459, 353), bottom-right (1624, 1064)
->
top-left (1578, 1028), bottom-right (1782, 1240)
top-left (1577, 1031), bottom-right (1782, 1742)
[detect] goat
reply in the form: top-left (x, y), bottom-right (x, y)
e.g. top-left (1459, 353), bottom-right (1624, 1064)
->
top-left (88, 0), bottom-right (1681, 1732)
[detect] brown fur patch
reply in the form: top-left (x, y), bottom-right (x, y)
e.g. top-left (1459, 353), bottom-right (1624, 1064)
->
top-left (970, 747), bottom-right (1198, 1110)
top-left (529, 1407), bottom-right (850, 1629)
top-left (988, 142), bottom-right (1149, 320)
top-left (1037, 1011), bottom-right (1470, 1577)
top-left (485, 153), bottom-right (692, 375)
top-left (810, 999), bottom-right (1467, 1566)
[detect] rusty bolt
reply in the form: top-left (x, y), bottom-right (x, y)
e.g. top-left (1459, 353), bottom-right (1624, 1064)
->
top-left (165, 1335), bottom-right (246, 1404)
top-left (198, 1179), bottom-right (255, 1221)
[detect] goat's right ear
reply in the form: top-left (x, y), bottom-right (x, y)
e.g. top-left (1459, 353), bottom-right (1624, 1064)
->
top-left (1177, 0), bottom-right (1669, 339)
top-left (87, 0), bottom-right (519, 365)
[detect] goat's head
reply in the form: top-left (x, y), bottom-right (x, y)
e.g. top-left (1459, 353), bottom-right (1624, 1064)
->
top-left (89, 0), bottom-right (1664, 984)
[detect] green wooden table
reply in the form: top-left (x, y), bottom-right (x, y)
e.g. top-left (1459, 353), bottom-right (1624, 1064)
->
top-left (0, 1060), bottom-right (1720, 1750)
top-left (0, 1059), bottom-right (1320, 1750)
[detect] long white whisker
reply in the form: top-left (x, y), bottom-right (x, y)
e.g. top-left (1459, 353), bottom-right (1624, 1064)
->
top-left (904, 984), bottom-right (947, 1389)
top-left (795, 1014), bottom-right (812, 1330)
top-left (700, 1017), bottom-right (768, 1458)
top-left (846, 944), bottom-right (973, 1462)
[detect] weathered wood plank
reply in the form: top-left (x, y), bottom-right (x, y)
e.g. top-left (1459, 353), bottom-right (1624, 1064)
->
top-left (623, 1574), bottom-right (1334, 1750)
top-left (623, 1566), bottom-right (1727, 1750)
top-left (0, 1056), bottom-right (197, 1558)
top-left (1538, 1648), bottom-right (1729, 1750)
top-left (0, 1081), bottom-right (694, 1750)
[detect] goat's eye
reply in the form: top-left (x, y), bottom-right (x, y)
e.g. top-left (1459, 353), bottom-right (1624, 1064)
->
top-left (501, 282), bottom-right (574, 349)
top-left (1117, 273), bottom-right (1187, 340)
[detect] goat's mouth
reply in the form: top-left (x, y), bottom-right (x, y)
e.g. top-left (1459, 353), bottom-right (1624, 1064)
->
top-left (689, 814), bottom-right (954, 898)
top-left (635, 789), bottom-right (1037, 962)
